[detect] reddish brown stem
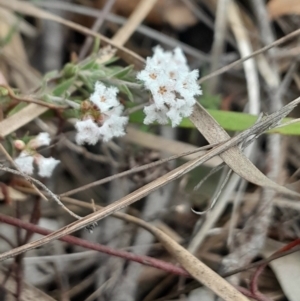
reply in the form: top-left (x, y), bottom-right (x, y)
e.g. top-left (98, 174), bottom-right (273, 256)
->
top-left (250, 238), bottom-right (300, 300)
top-left (238, 286), bottom-right (273, 301)
top-left (0, 213), bottom-right (190, 277)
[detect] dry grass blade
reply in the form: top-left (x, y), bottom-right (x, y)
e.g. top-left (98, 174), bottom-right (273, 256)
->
top-left (0, 269), bottom-right (56, 301)
top-left (198, 27), bottom-right (300, 84)
top-left (190, 101), bottom-right (298, 196)
top-left (62, 198), bottom-right (249, 301)
top-left (112, 0), bottom-right (158, 47)
top-left (150, 229), bottom-right (250, 301)
top-left (0, 0), bottom-right (144, 68)
top-left (1, 98), bottom-right (300, 263)
top-left (124, 126), bottom-right (222, 165)
top-left (261, 239), bottom-right (300, 301)
top-left (0, 104), bottom-right (47, 138)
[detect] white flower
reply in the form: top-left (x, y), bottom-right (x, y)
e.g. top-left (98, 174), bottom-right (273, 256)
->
top-left (175, 70), bottom-right (202, 100)
top-left (173, 47), bottom-right (189, 72)
top-left (151, 45), bottom-right (172, 67)
top-left (28, 132), bottom-right (51, 149)
top-left (14, 151), bottom-right (35, 175)
top-left (99, 115), bottom-right (129, 142)
top-left (14, 134), bottom-right (60, 178)
top-left (90, 81), bottom-right (119, 112)
top-left (143, 104), bottom-right (169, 125)
top-left (75, 82), bottom-right (128, 145)
top-left (75, 118), bottom-right (100, 145)
top-left (36, 156), bottom-right (60, 178)
top-left (137, 46), bottom-right (201, 127)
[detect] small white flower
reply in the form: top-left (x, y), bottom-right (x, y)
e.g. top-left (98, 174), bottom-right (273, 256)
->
top-left (151, 45), bottom-right (172, 66)
top-left (75, 82), bottom-right (129, 145)
top-left (137, 46), bottom-right (201, 127)
top-left (137, 64), bottom-right (166, 92)
top-left (175, 70), bottom-right (202, 100)
top-left (14, 151), bottom-right (35, 175)
top-left (143, 104), bottom-right (169, 125)
top-left (173, 47), bottom-right (189, 73)
top-left (14, 134), bottom-right (60, 178)
top-left (99, 115), bottom-right (129, 142)
top-left (36, 156), bottom-right (60, 178)
top-left (90, 81), bottom-right (119, 112)
top-left (28, 132), bottom-right (51, 149)
top-left (75, 119), bottom-right (100, 145)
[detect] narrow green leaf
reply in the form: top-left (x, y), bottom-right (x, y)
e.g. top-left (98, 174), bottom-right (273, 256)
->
top-left (119, 84), bottom-right (134, 102)
top-left (52, 77), bottom-right (76, 96)
top-left (129, 108), bottom-right (300, 136)
top-left (109, 65), bottom-right (133, 79)
top-left (80, 59), bottom-right (97, 71)
top-left (7, 102), bottom-right (27, 117)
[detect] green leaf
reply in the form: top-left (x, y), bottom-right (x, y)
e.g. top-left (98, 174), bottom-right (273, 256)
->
top-left (129, 108), bottom-right (300, 136)
top-left (52, 77), bottom-right (76, 96)
top-left (7, 102), bottom-right (27, 117)
top-left (43, 70), bottom-right (59, 81)
top-left (92, 37), bottom-right (101, 54)
top-left (109, 65), bottom-right (134, 79)
top-left (80, 59), bottom-right (97, 71)
top-left (0, 21), bottom-right (19, 47)
top-left (198, 93), bottom-right (221, 110)
top-left (119, 84), bottom-right (134, 102)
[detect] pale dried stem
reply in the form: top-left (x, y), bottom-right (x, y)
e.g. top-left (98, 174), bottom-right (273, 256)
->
top-left (222, 0), bottom-right (284, 285)
top-left (78, 0), bottom-right (116, 60)
top-left (208, 0), bottom-right (230, 93)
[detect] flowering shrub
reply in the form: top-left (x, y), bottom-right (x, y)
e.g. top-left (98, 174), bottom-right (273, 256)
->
top-left (75, 81), bottom-right (128, 145)
top-left (10, 46), bottom-right (202, 179)
top-left (14, 133), bottom-right (60, 178)
top-left (137, 46), bottom-right (202, 127)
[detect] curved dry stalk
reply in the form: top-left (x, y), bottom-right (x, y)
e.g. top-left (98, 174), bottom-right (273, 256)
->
top-left (37, 0), bottom-right (210, 63)
top-left (1, 85), bottom-right (67, 109)
top-left (111, 0), bottom-right (158, 47)
top-left (59, 143), bottom-right (219, 197)
top-left (208, 0), bottom-right (230, 93)
top-left (0, 0), bottom-right (144, 68)
top-left (198, 27), bottom-right (300, 84)
top-left (78, 0), bottom-right (116, 59)
top-left (1, 98), bottom-right (300, 263)
top-left (0, 165), bottom-right (82, 220)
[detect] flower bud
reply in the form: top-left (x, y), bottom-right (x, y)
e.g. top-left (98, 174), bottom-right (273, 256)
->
top-left (14, 140), bottom-right (25, 150)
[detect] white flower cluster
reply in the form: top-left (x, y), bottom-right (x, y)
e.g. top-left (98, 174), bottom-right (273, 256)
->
top-left (75, 81), bottom-right (128, 145)
top-left (137, 46), bottom-right (202, 127)
top-left (14, 133), bottom-right (60, 178)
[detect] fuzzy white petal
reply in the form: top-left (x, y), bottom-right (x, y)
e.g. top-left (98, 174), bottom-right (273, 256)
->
top-left (14, 152), bottom-right (34, 175)
top-left (176, 70), bottom-right (202, 99)
top-left (143, 104), bottom-right (169, 125)
top-left (75, 119), bottom-right (100, 145)
top-left (28, 132), bottom-right (51, 149)
top-left (90, 81), bottom-right (120, 112)
top-left (99, 115), bottom-right (128, 142)
top-left (37, 156), bottom-right (60, 178)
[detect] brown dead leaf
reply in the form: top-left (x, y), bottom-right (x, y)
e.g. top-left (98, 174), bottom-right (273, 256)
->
top-left (190, 102), bottom-right (299, 198)
top-left (261, 239), bottom-right (300, 301)
top-left (268, 0), bottom-right (300, 19)
top-left (0, 269), bottom-right (56, 301)
top-left (95, 0), bottom-right (197, 28)
top-left (0, 185), bottom-right (27, 202)
top-left (0, 104), bottom-right (48, 138)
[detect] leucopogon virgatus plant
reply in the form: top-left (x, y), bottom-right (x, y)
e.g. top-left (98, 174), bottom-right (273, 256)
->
top-left (12, 46), bottom-right (201, 177)
top-left (74, 46), bottom-right (201, 146)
